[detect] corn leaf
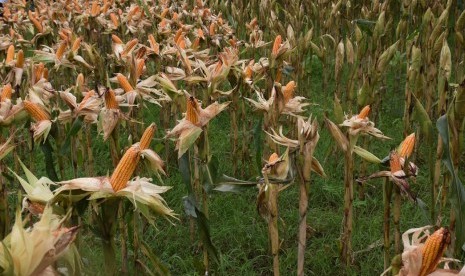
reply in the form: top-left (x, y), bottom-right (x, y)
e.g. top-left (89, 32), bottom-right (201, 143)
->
top-left (437, 115), bottom-right (465, 253)
top-left (182, 196), bottom-right (219, 264)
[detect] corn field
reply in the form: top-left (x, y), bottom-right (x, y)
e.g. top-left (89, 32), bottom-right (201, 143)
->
top-left (0, 0), bottom-right (464, 275)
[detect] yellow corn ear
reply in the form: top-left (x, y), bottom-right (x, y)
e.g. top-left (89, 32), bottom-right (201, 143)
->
top-left (112, 34), bottom-right (123, 44)
top-left (186, 97), bottom-right (199, 125)
top-left (148, 34), bottom-right (158, 52)
top-left (121, 38), bottom-right (138, 57)
top-left (5, 45), bottom-right (14, 64)
top-left (357, 105), bottom-right (370, 119)
top-left (1, 84), bottom-right (12, 101)
top-left (24, 100), bottom-right (50, 121)
top-left (72, 37), bottom-right (82, 52)
top-left (282, 81), bottom-right (296, 104)
top-left (419, 228), bottom-right (451, 276)
top-left (110, 13), bottom-right (118, 27)
top-left (209, 22), bottom-right (216, 36)
top-left (35, 63), bottom-right (45, 83)
top-left (3, 6), bottom-right (10, 19)
top-left (16, 50), bottom-right (24, 69)
top-left (91, 1), bottom-right (100, 17)
top-left (28, 11), bottom-right (43, 33)
top-left (174, 29), bottom-right (183, 44)
top-left (272, 35), bottom-right (282, 57)
top-left (110, 146), bottom-right (140, 192)
top-left (389, 151), bottom-right (402, 173)
top-left (77, 90), bottom-right (95, 110)
top-left (135, 58), bottom-right (145, 79)
top-left (139, 123), bottom-right (156, 150)
top-left (398, 133), bottom-right (415, 158)
top-left (268, 153), bottom-right (279, 163)
top-left (104, 89), bottom-right (119, 109)
top-left (43, 68), bottom-right (49, 80)
top-left (116, 73), bottom-right (133, 92)
top-left (56, 41), bottom-right (67, 60)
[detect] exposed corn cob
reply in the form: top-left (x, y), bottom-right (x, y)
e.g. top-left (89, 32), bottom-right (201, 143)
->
top-left (90, 1), bottom-right (100, 17)
top-left (110, 145), bottom-right (140, 192)
top-left (272, 35), bottom-right (282, 57)
top-left (72, 37), bottom-right (82, 52)
top-left (135, 58), bottom-right (145, 79)
top-left (283, 81), bottom-right (296, 104)
top-left (110, 13), bottom-right (118, 27)
top-left (148, 34), bottom-right (159, 54)
top-left (186, 97), bottom-right (199, 125)
top-left (1, 84), bottom-right (12, 101)
top-left (3, 6), bottom-right (10, 19)
top-left (419, 228), bottom-right (451, 276)
top-left (209, 22), bottom-right (216, 36)
top-left (116, 73), bottom-right (134, 92)
top-left (28, 11), bottom-right (43, 33)
top-left (139, 123), bottom-right (156, 150)
top-left (16, 50), bottom-right (24, 68)
top-left (24, 100), bottom-right (50, 121)
top-left (268, 153), bottom-right (279, 163)
top-left (77, 90), bottom-right (95, 110)
top-left (43, 68), bottom-right (49, 80)
top-left (35, 63), bottom-right (45, 83)
top-left (174, 29), bottom-right (183, 44)
top-left (104, 89), bottom-right (119, 109)
top-left (112, 34), bottom-right (123, 44)
top-left (389, 152), bottom-right (402, 173)
top-left (398, 133), bottom-right (415, 158)
top-left (161, 7), bottom-right (169, 18)
top-left (56, 41), bottom-right (67, 60)
top-left (5, 45), bottom-right (14, 64)
top-left (121, 39), bottom-right (138, 57)
top-left (357, 105), bottom-right (370, 119)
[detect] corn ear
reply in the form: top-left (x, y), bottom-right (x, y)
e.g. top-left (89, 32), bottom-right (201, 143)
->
top-left (24, 101), bottom-right (50, 121)
top-left (5, 45), bottom-right (14, 64)
top-left (110, 146), bottom-right (140, 192)
top-left (139, 123), bottom-right (156, 150)
top-left (116, 73), bottom-right (134, 92)
top-left (419, 228), bottom-right (451, 276)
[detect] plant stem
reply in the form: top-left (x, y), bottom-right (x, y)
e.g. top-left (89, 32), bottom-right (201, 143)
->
top-left (297, 155), bottom-right (309, 276)
top-left (264, 173), bottom-right (279, 276)
top-left (383, 178), bottom-right (393, 269)
top-left (393, 186), bottom-right (401, 254)
top-left (341, 149), bottom-right (353, 266)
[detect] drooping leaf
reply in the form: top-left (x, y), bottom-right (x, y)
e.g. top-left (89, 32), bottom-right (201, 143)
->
top-left (60, 117), bottom-right (84, 155)
top-left (182, 196), bottom-right (219, 263)
top-left (40, 139), bottom-right (58, 181)
top-left (437, 115), bottom-right (465, 253)
top-left (140, 240), bottom-right (170, 276)
top-left (412, 93), bottom-right (433, 144)
top-left (178, 152), bottom-right (192, 194)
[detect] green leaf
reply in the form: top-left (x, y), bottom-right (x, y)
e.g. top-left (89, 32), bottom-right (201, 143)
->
top-left (412, 93), bottom-right (433, 144)
top-left (178, 152), bottom-right (192, 194)
top-left (437, 115), bottom-right (465, 253)
top-left (182, 196), bottom-right (220, 264)
top-left (40, 139), bottom-right (58, 181)
top-left (140, 240), bottom-right (171, 276)
top-left (60, 117), bottom-right (84, 155)
top-left (353, 19), bottom-right (375, 35)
